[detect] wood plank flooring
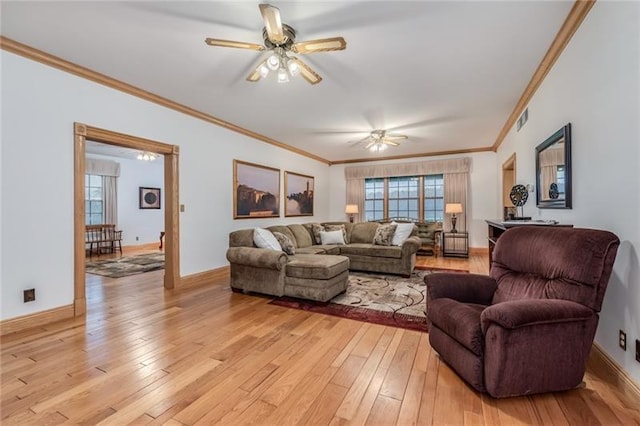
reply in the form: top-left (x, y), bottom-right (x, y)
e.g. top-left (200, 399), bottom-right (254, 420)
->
top-left (1, 248), bottom-right (639, 425)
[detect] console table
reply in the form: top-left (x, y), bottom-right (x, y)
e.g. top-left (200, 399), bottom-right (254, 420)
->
top-left (486, 220), bottom-right (573, 268)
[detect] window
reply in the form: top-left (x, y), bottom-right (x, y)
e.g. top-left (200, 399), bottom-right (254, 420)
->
top-left (424, 174), bottom-right (444, 222)
top-left (388, 176), bottom-right (419, 219)
top-left (85, 174), bottom-right (103, 224)
top-left (364, 178), bottom-right (384, 221)
top-left (364, 174), bottom-right (444, 222)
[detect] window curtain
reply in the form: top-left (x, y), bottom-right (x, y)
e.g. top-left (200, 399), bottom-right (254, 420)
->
top-left (86, 158), bottom-right (120, 226)
top-left (345, 158), bottom-right (470, 223)
top-left (444, 172), bottom-right (469, 232)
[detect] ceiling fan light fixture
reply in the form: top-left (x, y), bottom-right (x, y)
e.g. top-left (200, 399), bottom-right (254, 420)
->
top-left (277, 67), bottom-right (290, 83)
top-left (258, 63), bottom-right (270, 78)
top-left (137, 151), bottom-right (158, 161)
top-left (266, 53), bottom-right (280, 70)
top-left (287, 59), bottom-right (300, 76)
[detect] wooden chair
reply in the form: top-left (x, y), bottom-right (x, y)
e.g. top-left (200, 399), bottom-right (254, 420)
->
top-left (85, 224), bottom-right (123, 257)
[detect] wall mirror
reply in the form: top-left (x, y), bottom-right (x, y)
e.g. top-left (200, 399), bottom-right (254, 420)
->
top-left (535, 123), bottom-right (572, 209)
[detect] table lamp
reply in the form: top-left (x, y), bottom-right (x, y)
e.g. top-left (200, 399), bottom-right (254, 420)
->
top-left (345, 204), bottom-right (359, 223)
top-left (445, 203), bottom-right (463, 233)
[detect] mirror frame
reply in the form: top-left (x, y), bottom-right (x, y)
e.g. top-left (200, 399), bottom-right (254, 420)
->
top-left (535, 123), bottom-right (572, 209)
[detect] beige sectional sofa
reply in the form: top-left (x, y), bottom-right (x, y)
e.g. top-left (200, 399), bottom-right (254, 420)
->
top-left (226, 221), bottom-right (422, 302)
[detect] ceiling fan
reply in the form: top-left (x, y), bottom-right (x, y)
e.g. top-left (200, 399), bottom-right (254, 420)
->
top-left (355, 130), bottom-right (408, 152)
top-left (204, 3), bottom-right (346, 84)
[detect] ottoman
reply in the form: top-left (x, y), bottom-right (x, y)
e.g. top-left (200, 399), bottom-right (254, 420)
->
top-left (284, 254), bottom-right (350, 302)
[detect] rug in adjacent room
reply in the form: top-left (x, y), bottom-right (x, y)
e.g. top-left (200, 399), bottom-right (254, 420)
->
top-left (269, 267), bottom-right (468, 332)
top-left (85, 252), bottom-right (165, 278)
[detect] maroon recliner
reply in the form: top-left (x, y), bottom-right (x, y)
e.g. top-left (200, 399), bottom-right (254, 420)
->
top-left (425, 226), bottom-right (619, 398)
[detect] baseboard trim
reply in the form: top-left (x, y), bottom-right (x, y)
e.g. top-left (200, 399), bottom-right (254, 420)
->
top-left (590, 343), bottom-right (640, 400)
top-left (180, 266), bottom-right (230, 289)
top-left (0, 304), bottom-right (75, 336)
top-left (469, 247), bottom-right (489, 255)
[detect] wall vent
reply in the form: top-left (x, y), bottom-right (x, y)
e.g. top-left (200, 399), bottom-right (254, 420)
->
top-left (516, 108), bottom-right (529, 132)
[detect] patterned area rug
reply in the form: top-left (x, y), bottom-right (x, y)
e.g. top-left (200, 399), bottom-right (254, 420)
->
top-left (269, 267), bottom-right (468, 332)
top-left (85, 253), bottom-right (165, 278)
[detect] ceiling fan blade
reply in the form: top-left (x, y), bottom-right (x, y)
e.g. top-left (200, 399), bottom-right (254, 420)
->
top-left (364, 140), bottom-right (377, 150)
top-left (292, 37), bottom-right (347, 54)
top-left (246, 60), bottom-right (267, 82)
top-left (259, 4), bottom-right (285, 44)
top-left (383, 140), bottom-right (400, 146)
top-left (205, 38), bottom-right (265, 51)
top-left (384, 135), bottom-right (408, 141)
top-left (291, 58), bottom-right (322, 85)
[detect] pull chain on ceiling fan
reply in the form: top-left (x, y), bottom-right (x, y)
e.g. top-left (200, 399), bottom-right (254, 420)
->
top-left (205, 3), bottom-right (346, 84)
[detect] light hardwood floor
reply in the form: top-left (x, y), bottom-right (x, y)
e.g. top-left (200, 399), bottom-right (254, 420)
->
top-left (1, 248), bottom-right (639, 425)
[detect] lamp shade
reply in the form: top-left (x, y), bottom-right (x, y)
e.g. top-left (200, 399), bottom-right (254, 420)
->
top-left (345, 204), bottom-right (359, 214)
top-left (445, 203), bottom-right (463, 214)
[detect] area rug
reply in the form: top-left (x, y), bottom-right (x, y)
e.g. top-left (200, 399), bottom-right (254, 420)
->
top-left (85, 252), bottom-right (165, 278)
top-left (269, 267), bottom-right (468, 332)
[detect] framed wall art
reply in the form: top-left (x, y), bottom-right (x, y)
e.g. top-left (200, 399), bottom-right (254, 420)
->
top-left (139, 187), bottom-right (161, 209)
top-left (233, 160), bottom-right (280, 219)
top-left (284, 171), bottom-right (314, 217)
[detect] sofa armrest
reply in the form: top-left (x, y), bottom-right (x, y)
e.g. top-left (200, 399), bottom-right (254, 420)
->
top-left (481, 299), bottom-right (595, 333)
top-left (425, 273), bottom-right (497, 305)
top-left (401, 235), bottom-right (422, 255)
top-left (226, 247), bottom-right (287, 271)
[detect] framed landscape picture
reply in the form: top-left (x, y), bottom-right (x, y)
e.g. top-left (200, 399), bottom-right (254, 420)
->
top-left (285, 171), bottom-right (314, 217)
top-left (139, 187), bottom-right (161, 209)
top-left (234, 160), bottom-right (280, 219)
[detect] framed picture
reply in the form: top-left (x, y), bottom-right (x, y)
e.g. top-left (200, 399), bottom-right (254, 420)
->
top-left (233, 160), bottom-right (280, 219)
top-left (139, 187), bottom-right (161, 209)
top-left (285, 171), bottom-right (314, 217)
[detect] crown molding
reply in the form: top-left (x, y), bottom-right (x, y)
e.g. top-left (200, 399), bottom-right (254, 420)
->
top-left (0, 36), bottom-right (331, 165)
top-left (329, 146), bottom-right (493, 165)
top-left (491, 0), bottom-right (596, 152)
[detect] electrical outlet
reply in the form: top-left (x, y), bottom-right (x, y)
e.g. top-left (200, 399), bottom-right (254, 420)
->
top-left (23, 288), bottom-right (35, 303)
top-left (619, 330), bottom-right (627, 350)
top-left (636, 340), bottom-right (640, 363)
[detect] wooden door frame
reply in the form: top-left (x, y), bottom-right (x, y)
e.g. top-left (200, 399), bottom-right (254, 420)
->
top-left (73, 122), bottom-right (180, 316)
top-left (502, 153), bottom-right (517, 210)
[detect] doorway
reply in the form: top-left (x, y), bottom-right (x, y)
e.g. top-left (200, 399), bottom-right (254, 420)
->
top-left (73, 123), bottom-right (180, 316)
top-left (502, 153), bottom-right (516, 220)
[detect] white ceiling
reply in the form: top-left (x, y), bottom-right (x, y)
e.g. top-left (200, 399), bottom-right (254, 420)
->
top-left (1, 1), bottom-right (574, 163)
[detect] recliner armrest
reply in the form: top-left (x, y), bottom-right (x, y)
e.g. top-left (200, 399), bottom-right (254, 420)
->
top-left (481, 299), bottom-right (594, 333)
top-left (425, 273), bottom-right (497, 305)
top-left (226, 247), bottom-right (287, 271)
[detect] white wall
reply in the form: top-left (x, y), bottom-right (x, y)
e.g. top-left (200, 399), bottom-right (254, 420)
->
top-left (496, 2), bottom-right (640, 384)
top-left (87, 153), bottom-right (164, 246)
top-left (328, 152), bottom-right (498, 249)
top-left (1, 51), bottom-right (330, 320)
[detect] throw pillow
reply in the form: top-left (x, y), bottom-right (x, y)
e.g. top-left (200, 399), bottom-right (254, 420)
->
top-left (373, 223), bottom-right (397, 246)
top-left (253, 228), bottom-right (281, 251)
top-left (311, 223), bottom-right (325, 245)
top-left (324, 224), bottom-right (349, 244)
top-left (320, 230), bottom-right (345, 245)
top-left (391, 222), bottom-right (414, 246)
top-left (273, 231), bottom-right (296, 255)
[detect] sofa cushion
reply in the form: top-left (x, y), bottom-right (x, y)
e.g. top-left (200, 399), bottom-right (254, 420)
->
top-left (391, 222), bottom-right (415, 246)
top-left (323, 224), bottom-right (349, 244)
top-left (350, 222), bottom-right (380, 244)
top-left (273, 232), bottom-right (296, 255)
top-left (286, 254), bottom-right (350, 280)
top-left (429, 298), bottom-right (486, 356)
top-left (339, 243), bottom-right (402, 259)
top-left (373, 223), bottom-right (397, 246)
top-left (320, 230), bottom-right (345, 245)
top-left (297, 246), bottom-right (341, 255)
top-left (253, 228), bottom-right (281, 251)
top-left (288, 224), bottom-right (313, 248)
top-left (267, 226), bottom-right (298, 248)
